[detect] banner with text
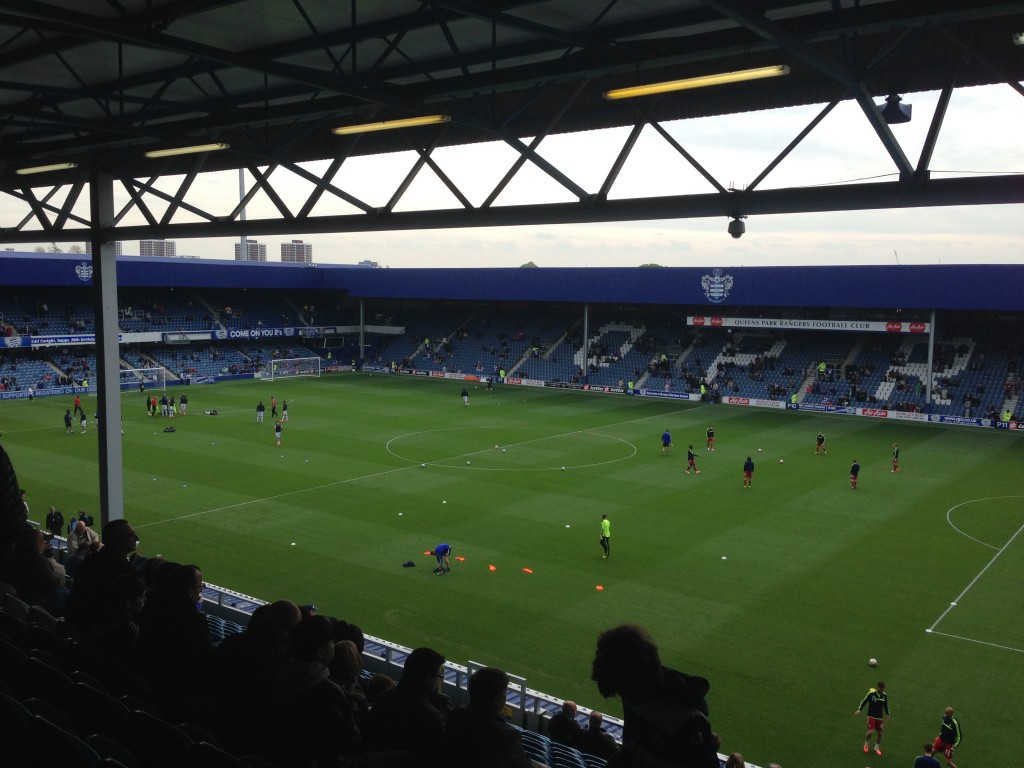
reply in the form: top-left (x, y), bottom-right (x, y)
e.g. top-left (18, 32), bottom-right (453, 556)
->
top-left (24, 333), bottom-right (123, 346)
top-left (688, 317), bottom-right (930, 333)
top-left (213, 327), bottom-right (297, 340)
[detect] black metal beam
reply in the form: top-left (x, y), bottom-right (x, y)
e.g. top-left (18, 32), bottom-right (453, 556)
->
top-left (1, 174), bottom-right (1018, 244)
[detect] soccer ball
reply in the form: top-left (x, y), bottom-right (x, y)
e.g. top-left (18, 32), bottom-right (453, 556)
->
top-left (466, 460), bottom-right (471, 465)
top-left (758, 448), bottom-right (762, 452)
top-left (561, 466), bottom-right (566, 471)
top-left (869, 658), bottom-right (878, 667)
top-left (779, 458), bottom-right (784, 463)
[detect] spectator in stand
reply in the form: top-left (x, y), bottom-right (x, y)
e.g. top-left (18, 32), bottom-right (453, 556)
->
top-left (591, 624), bottom-right (719, 768)
top-left (725, 753), bottom-right (745, 768)
top-left (330, 638), bottom-right (371, 735)
top-left (65, 539), bottom-right (100, 578)
top-left (66, 518), bottom-right (141, 630)
top-left (137, 562), bottom-right (213, 694)
top-left (365, 672), bottom-right (397, 705)
top-left (66, 519), bottom-right (100, 557)
top-left (267, 615), bottom-right (367, 767)
top-left (444, 666), bottom-right (534, 768)
top-left (368, 646), bottom-right (452, 765)
top-left (0, 523), bottom-right (68, 616)
top-left (209, 599), bottom-right (302, 748)
top-left (576, 711), bottom-right (620, 760)
top-left (90, 573), bottom-right (147, 667)
top-left (548, 700), bottom-right (583, 747)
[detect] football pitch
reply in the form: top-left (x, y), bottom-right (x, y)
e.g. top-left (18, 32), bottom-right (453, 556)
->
top-left (2, 373), bottom-right (1020, 767)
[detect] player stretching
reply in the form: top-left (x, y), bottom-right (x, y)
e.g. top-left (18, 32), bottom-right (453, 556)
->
top-left (891, 443), bottom-right (900, 472)
top-left (686, 445), bottom-right (699, 474)
top-left (706, 425), bottom-right (715, 451)
top-left (850, 459), bottom-right (860, 489)
top-left (815, 431), bottom-right (827, 454)
top-left (854, 681), bottom-right (889, 756)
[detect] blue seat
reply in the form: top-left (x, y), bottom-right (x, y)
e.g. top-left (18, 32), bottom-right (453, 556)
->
top-left (550, 742), bottom-right (588, 768)
top-left (27, 713), bottom-right (102, 767)
top-left (127, 709), bottom-right (196, 768)
top-left (520, 729), bottom-right (552, 764)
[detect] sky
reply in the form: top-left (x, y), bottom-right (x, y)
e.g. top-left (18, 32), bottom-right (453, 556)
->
top-left (5, 83), bottom-right (1023, 269)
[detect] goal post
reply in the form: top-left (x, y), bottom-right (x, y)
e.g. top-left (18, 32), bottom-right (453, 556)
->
top-left (267, 356), bottom-right (322, 381)
top-left (121, 367), bottom-right (167, 392)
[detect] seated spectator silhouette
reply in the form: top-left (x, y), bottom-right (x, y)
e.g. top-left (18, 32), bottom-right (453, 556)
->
top-left (365, 672), bottom-right (397, 705)
top-left (330, 638), bottom-right (371, 735)
top-left (0, 523), bottom-right (68, 615)
top-left (66, 518), bottom-right (139, 633)
top-left (591, 624), bottom-right (719, 768)
top-left (65, 539), bottom-right (100, 578)
top-left (137, 562), bottom-right (212, 695)
top-left (90, 572), bottom-right (147, 667)
top-left (135, 554), bottom-right (170, 590)
top-left (444, 666), bottom-right (534, 768)
top-left (333, 617), bottom-right (367, 653)
top-left (210, 599), bottom-right (302, 732)
top-left (66, 519), bottom-right (100, 557)
top-left (548, 699), bottom-right (583, 747)
top-left (368, 646), bottom-right (451, 766)
top-left (576, 711), bottom-right (620, 761)
top-left (267, 614), bottom-right (365, 767)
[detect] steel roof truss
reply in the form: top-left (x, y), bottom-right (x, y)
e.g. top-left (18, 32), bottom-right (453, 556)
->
top-left (598, 122), bottom-right (643, 201)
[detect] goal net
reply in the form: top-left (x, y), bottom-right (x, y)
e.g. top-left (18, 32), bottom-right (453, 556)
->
top-left (121, 367), bottom-right (166, 392)
top-left (267, 356), bottom-right (322, 380)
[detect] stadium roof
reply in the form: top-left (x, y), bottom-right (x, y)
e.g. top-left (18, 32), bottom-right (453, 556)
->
top-left (0, 1), bottom-right (1022, 243)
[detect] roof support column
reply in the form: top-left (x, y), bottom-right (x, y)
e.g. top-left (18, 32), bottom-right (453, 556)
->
top-left (89, 172), bottom-right (125, 525)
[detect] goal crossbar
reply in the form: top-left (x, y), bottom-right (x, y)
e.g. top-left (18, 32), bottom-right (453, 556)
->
top-left (121, 367), bottom-right (166, 391)
top-left (267, 356), bottom-right (321, 381)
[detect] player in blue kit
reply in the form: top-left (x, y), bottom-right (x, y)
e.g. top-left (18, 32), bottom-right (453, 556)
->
top-left (661, 429), bottom-right (672, 455)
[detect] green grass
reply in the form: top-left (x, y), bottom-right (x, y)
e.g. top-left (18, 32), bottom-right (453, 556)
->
top-left (3, 374), bottom-right (1021, 767)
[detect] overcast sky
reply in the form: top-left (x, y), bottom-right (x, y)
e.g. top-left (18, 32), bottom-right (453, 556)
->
top-left (7, 83), bottom-right (1023, 268)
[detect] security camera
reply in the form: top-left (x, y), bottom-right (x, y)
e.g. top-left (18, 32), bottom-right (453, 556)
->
top-left (727, 218), bottom-right (745, 239)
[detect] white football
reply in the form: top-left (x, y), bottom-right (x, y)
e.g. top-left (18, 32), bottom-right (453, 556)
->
top-left (779, 458), bottom-right (784, 463)
top-left (869, 658), bottom-right (878, 667)
top-left (758, 448), bottom-right (762, 452)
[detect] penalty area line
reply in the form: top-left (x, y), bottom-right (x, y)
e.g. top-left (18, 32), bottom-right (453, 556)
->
top-left (927, 518), bottom-right (1024, 634)
top-left (925, 630), bottom-right (1024, 655)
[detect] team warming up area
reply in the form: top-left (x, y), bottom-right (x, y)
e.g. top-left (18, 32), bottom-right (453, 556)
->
top-left (0, 368), bottom-right (1020, 767)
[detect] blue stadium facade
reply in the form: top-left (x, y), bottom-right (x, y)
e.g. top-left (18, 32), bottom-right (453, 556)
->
top-left (3, 252), bottom-right (1021, 311)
